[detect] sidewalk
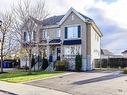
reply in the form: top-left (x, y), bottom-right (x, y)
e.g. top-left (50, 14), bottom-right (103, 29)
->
top-left (0, 81), bottom-right (71, 95)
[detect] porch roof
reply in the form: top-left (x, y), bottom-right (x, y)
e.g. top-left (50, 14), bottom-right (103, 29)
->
top-left (63, 39), bottom-right (81, 45)
top-left (49, 39), bottom-right (61, 44)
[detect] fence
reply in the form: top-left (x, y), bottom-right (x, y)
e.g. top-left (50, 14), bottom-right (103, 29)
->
top-left (95, 58), bottom-right (127, 68)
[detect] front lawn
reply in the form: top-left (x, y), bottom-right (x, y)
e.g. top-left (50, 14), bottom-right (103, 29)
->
top-left (0, 70), bottom-right (64, 83)
top-left (95, 68), bottom-right (123, 70)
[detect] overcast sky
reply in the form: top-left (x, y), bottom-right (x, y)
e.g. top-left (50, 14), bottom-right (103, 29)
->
top-left (0, 0), bottom-right (127, 54)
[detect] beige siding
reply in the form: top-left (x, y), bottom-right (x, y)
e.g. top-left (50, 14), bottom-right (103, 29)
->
top-left (60, 12), bottom-right (87, 58)
top-left (90, 26), bottom-right (101, 69)
top-left (36, 11), bottom-right (101, 71)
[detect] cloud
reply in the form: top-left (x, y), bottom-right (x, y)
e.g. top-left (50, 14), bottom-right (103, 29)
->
top-left (0, 0), bottom-right (127, 54)
top-left (92, 0), bottom-right (127, 29)
top-left (45, 0), bottom-right (97, 15)
top-left (85, 1), bottom-right (127, 54)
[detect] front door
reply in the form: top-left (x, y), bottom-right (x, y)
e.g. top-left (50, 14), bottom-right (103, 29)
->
top-left (57, 48), bottom-right (61, 60)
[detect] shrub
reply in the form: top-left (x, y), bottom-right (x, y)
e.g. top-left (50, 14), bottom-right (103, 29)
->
top-left (123, 68), bottom-right (127, 74)
top-left (55, 60), bottom-right (69, 71)
top-left (94, 58), bottom-right (127, 68)
top-left (22, 65), bottom-right (29, 71)
top-left (75, 54), bottom-right (82, 71)
top-left (42, 57), bottom-right (49, 70)
top-left (31, 55), bottom-right (35, 68)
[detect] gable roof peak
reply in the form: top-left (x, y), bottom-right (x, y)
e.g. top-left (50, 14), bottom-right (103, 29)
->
top-left (69, 7), bottom-right (76, 11)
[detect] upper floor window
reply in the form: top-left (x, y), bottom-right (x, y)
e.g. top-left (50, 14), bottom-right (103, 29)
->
top-left (94, 49), bottom-right (100, 56)
top-left (32, 31), bottom-right (36, 42)
top-left (24, 31), bottom-right (36, 42)
top-left (56, 29), bottom-right (61, 38)
top-left (65, 26), bottom-right (81, 39)
top-left (42, 30), bottom-right (48, 39)
top-left (95, 33), bottom-right (99, 42)
top-left (24, 32), bottom-right (30, 42)
top-left (72, 15), bottom-right (74, 20)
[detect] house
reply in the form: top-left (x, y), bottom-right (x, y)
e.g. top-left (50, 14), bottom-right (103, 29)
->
top-left (22, 8), bottom-right (103, 71)
top-left (101, 49), bottom-right (114, 59)
top-left (122, 50), bottom-right (127, 58)
top-left (94, 49), bottom-right (125, 68)
top-left (101, 49), bottom-right (124, 58)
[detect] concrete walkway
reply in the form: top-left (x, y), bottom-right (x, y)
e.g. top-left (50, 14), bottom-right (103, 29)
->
top-left (0, 81), bottom-right (71, 95)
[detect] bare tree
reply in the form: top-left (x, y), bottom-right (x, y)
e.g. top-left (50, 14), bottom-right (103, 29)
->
top-left (12, 0), bottom-right (49, 74)
top-left (0, 12), bottom-right (13, 73)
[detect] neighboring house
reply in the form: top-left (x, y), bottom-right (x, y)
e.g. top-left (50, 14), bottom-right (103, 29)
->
top-left (95, 49), bottom-right (125, 68)
top-left (101, 49), bottom-right (114, 59)
top-left (101, 49), bottom-right (123, 59)
top-left (122, 50), bottom-right (127, 58)
top-left (22, 8), bottom-right (103, 71)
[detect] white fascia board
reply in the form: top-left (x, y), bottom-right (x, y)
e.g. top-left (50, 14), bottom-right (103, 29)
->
top-left (91, 22), bottom-right (103, 37)
top-left (42, 25), bottom-right (60, 29)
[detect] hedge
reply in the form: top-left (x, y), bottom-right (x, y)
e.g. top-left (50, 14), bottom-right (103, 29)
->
top-left (95, 58), bottom-right (127, 68)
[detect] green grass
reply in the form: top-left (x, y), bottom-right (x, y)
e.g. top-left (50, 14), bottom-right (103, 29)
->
top-left (0, 70), bottom-right (64, 83)
top-left (123, 68), bottom-right (127, 74)
top-left (95, 68), bottom-right (123, 70)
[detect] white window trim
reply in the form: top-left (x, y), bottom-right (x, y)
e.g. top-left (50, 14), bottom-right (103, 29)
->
top-left (56, 29), bottom-right (61, 38)
top-left (64, 45), bottom-right (81, 55)
top-left (66, 26), bottom-right (79, 39)
top-left (42, 30), bottom-right (48, 39)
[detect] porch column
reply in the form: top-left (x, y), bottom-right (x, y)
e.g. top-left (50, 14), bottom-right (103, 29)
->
top-left (61, 44), bottom-right (63, 61)
top-left (47, 37), bottom-right (50, 60)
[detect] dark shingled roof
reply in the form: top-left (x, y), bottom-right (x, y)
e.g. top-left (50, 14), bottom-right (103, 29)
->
top-left (41, 12), bottom-right (92, 26)
top-left (42, 15), bottom-right (65, 26)
top-left (79, 13), bottom-right (93, 21)
top-left (122, 50), bottom-right (127, 54)
top-left (31, 12), bottom-right (93, 26)
top-left (63, 39), bottom-right (81, 45)
top-left (49, 39), bottom-right (61, 43)
top-left (101, 49), bottom-right (114, 56)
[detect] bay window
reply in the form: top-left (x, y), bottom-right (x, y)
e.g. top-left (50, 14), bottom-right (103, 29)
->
top-left (64, 45), bottom-right (81, 56)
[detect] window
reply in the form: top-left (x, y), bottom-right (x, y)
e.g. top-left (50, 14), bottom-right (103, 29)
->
top-left (24, 32), bottom-right (27, 42)
top-left (72, 15), bottom-right (74, 20)
top-left (56, 29), bottom-right (61, 38)
top-left (32, 31), bottom-right (36, 41)
top-left (95, 33), bottom-right (99, 42)
top-left (42, 30), bottom-right (48, 39)
top-left (64, 45), bottom-right (81, 55)
top-left (24, 32), bottom-right (30, 42)
top-left (65, 26), bottom-right (81, 39)
top-left (94, 49), bottom-right (100, 56)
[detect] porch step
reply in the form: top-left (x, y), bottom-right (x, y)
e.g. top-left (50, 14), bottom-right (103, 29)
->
top-left (32, 62), bottom-right (42, 71)
top-left (45, 62), bottom-right (55, 72)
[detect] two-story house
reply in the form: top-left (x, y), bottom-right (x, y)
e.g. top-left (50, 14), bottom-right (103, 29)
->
top-left (22, 8), bottom-right (103, 71)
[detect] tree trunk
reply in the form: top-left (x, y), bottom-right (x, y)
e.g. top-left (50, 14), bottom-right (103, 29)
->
top-left (0, 56), bottom-right (3, 73)
top-left (0, 36), bottom-right (5, 73)
top-left (28, 49), bottom-right (32, 74)
top-left (0, 44), bottom-right (3, 73)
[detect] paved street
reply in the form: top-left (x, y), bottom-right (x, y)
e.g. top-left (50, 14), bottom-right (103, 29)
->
top-left (0, 81), bottom-right (71, 95)
top-left (26, 70), bottom-right (127, 95)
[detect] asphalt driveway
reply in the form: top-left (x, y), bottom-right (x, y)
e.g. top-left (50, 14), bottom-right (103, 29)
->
top-left (25, 70), bottom-right (127, 95)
